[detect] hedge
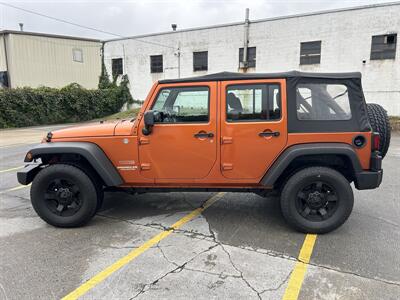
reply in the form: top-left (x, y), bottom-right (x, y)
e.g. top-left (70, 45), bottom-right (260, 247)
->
top-left (0, 82), bottom-right (134, 128)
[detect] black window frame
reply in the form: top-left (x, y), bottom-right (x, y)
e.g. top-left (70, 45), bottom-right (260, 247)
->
top-left (300, 41), bottom-right (321, 65)
top-left (193, 51), bottom-right (208, 71)
top-left (151, 86), bottom-right (210, 124)
top-left (150, 55), bottom-right (163, 73)
top-left (239, 47), bottom-right (256, 68)
top-left (225, 83), bottom-right (282, 123)
top-left (370, 33), bottom-right (397, 60)
top-left (111, 58), bottom-right (123, 76)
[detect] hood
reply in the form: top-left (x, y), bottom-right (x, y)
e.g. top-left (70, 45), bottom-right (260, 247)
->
top-left (51, 121), bottom-right (120, 139)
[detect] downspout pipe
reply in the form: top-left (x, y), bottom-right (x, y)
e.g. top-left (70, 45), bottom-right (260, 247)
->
top-left (2, 33), bottom-right (11, 88)
top-left (243, 8), bottom-right (250, 70)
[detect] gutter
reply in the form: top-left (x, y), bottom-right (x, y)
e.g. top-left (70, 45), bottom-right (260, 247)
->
top-left (1, 32), bottom-right (11, 88)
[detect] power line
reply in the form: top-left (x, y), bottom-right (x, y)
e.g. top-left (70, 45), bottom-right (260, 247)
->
top-left (0, 2), bottom-right (175, 49)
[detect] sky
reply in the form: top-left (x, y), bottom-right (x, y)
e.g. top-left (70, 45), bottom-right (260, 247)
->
top-left (0, 0), bottom-right (396, 40)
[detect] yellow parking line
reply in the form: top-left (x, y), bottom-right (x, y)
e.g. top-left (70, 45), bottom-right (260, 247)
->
top-left (282, 234), bottom-right (317, 300)
top-left (0, 184), bottom-right (31, 195)
top-left (61, 192), bottom-right (226, 300)
top-left (0, 166), bottom-right (24, 173)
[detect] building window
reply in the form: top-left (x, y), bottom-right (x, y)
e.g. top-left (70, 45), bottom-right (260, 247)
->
top-left (239, 47), bottom-right (256, 68)
top-left (0, 71), bottom-right (9, 88)
top-left (226, 84), bottom-right (281, 122)
top-left (112, 58), bottom-right (123, 76)
top-left (72, 48), bottom-right (83, 63)
top-left (370, 34), bottom-right (397, 60)
top-left (300, 41), bottom-right (321, 65)
top-left (193, 51), bottom-right (208, 71)
top-left (150, 55), bottom-right (163, 73)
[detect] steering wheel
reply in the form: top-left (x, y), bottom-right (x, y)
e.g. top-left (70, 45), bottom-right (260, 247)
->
top-left (160, 111), bottom-right (177, 123)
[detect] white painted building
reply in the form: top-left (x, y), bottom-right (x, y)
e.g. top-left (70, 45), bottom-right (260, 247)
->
top-left (104, 2), bottom-right (400, 116)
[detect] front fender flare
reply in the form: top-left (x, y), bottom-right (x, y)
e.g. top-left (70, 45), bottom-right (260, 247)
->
top-left (24, 142), bottom-right (123, 186)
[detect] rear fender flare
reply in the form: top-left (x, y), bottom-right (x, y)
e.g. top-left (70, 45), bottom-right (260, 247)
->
top-left (260, 143), bottom-right (363, 187)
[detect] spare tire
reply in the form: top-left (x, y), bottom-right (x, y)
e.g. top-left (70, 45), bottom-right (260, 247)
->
top-left (366, 103), bottom-right (391, 158)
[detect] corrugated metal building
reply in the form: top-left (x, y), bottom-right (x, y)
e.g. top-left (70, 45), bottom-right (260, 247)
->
top-left (0, 30), bottom-right (102, 89)
top-left (104, 2), bottom-right (400, 116)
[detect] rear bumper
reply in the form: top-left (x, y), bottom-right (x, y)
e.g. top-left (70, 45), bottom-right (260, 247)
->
top-left (354, 152), bottom-right (383, 190)
top-left (17, 164), bottom-right (41, 185)
top-left (355, 170), bottom-right (383, 190)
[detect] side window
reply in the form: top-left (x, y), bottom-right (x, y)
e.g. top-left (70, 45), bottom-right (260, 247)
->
top-left (226, 84), bottom-right (281, 122)
top-left (152, 87), bottom-right (209, 123)
top-left (296, 83), bottom-right (352, 120)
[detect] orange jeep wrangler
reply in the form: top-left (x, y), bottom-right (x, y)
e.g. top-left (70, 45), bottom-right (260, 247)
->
top-left (18, 71), bottom-right (390, 233)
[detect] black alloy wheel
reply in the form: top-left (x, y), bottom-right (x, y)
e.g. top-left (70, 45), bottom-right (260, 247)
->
top-left (280, 167), bottom-right (354, 234)
top-left (31, 164), bottom-right (99, 227)
top-left (295, 181), bottom-right (339, 222)
top-left (44, 178), bottom-right (83, 217)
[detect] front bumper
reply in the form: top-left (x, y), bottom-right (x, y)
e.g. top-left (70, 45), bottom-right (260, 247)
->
top-left (17, 164), bottom-right (42, 185)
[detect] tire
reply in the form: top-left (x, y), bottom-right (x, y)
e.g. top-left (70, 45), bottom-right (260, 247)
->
top-left (61, 162), bottom-right (104, 214)
top-left (31, 164), bottom-right (99, 228)
top-left (367, 103), bottom-right (391, 158)
top-left (280, 167), bottom-right (354, 234)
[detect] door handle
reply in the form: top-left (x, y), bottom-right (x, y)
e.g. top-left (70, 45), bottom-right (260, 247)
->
top-left (259, 131), bottom-right (280, 137)
top-left (194, 132), bottom-right (214, 138)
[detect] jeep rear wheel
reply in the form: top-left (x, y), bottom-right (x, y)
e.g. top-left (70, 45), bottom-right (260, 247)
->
top-left (367, 103), bottom-right (391, 158)
top-left (31, 164), bottom-right (98, 227)
top-left (280, 167), bottom-right (354, 234)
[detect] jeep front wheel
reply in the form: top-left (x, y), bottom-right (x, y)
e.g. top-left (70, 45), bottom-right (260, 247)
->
top-left (280, 167), bottom-right (354, 234)
top-left (31, 164), bottom-right (99, 227)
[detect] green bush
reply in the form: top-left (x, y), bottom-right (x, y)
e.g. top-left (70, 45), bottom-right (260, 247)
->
top-left (0, 79), bottom-right (136, 128)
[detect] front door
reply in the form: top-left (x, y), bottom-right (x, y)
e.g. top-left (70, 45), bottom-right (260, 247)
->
top-left (138, 82), bottom-right (217, 180)
top-left (220, 79), bottom-right (287, 180)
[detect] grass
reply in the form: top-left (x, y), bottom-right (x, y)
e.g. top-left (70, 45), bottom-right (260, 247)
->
top-left (389, 116), bottom-right (400, 131)
top-left (99, 108), bottom-right (141, 121)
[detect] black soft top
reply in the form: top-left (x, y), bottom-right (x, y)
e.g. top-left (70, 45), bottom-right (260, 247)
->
top-left (159, 71), bottom-right (362, 84)
top-left (159, 70), bottom-right (370, 133)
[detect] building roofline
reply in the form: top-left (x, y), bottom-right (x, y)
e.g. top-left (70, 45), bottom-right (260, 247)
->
top-left (0, 30), bottom-right (101, 43)
top-left (105, 1), bottom-right (400, 43)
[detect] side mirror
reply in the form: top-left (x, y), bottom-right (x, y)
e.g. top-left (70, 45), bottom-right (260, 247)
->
top-left (142, 110), bottom-right (155, 135)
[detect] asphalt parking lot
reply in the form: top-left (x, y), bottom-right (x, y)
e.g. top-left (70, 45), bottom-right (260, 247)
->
top-left (0, 125), bottom-right (399, 300)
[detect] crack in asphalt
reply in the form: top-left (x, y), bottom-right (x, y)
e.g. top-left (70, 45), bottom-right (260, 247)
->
top-left (155, 241), bottom-right (241, 280)
top-left (97, 212), bottom-right (400, 289)
top-left (128, 243), bottom-right (220, 299)
top-left (206, 221), bottom-right (262, 299)
top-left (353, 211), bottom-right (400, 228)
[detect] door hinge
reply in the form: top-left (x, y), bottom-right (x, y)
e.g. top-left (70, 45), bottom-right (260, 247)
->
top-left (139, 137), bottom-right (150, 145)
top-left (140, 163), bottom-right (151, 170)
top-left (221, 136), bottom-right (233, 144)
top-left (222, 163), bottom-right (233, 170)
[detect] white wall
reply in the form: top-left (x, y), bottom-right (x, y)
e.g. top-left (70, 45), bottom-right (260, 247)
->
top-left (104, 3), bottom-right (400, 116)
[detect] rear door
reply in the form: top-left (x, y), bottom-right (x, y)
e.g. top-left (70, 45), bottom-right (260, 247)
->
top-left (138, 82), bottom-right (217, 180)
top-left (220, 79), bottom-right (287, 179)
